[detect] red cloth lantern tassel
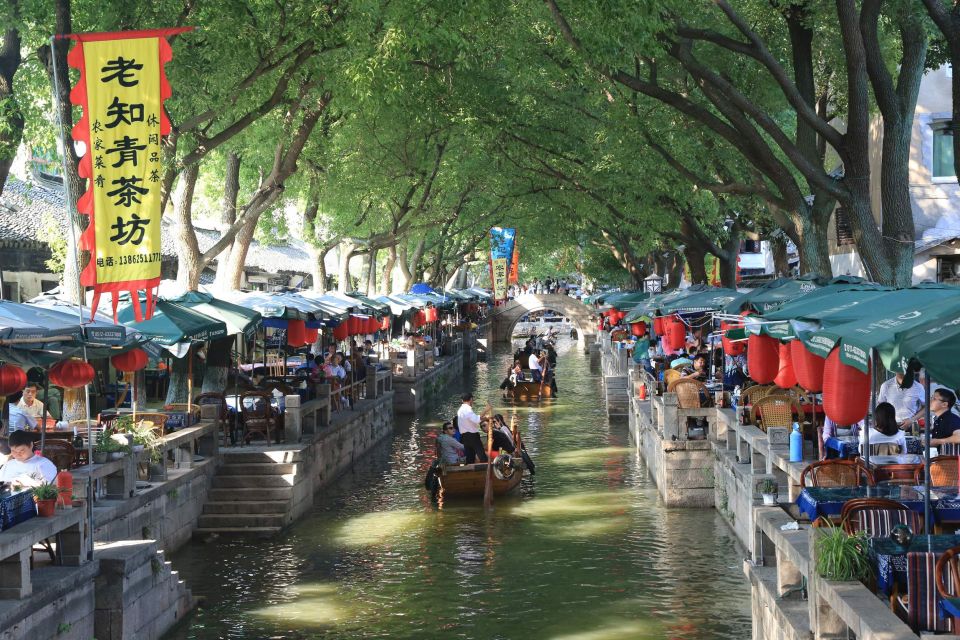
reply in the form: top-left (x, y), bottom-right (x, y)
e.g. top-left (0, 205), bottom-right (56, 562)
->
top-left (665, 316), bottom-right (686, 352)
top-left (0, 364), bottom-right (27, 396)
top-left (111, 348), bottom-right (148, 372)
top-left (774, 343), bottom-right (797, 389)
top-left (822, 348), bottom-right (872, 426)
top-left (791, 340), bottom-right (825, 393)
top-left (332, 322), bottom-right (349, 341)
top-left (49, 359), bottom-right (95, 389)
top-left (304, 327), bottom-right (319, 343)
top-left (630, 321), bottom-right (647, 337)
top-left (381, 316), bottom-right (391, 331)
top-left (287, 320), bottom-right (307, 347)
top-left (747, 334), bottom-right (779, 384)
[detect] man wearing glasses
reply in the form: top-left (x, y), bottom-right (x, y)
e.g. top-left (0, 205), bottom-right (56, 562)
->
top-left (927, 389), bottom-right (960, 448)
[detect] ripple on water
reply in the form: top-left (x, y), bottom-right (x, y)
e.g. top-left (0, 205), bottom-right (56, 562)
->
top-left (166, 340), bottom-right (751, 640)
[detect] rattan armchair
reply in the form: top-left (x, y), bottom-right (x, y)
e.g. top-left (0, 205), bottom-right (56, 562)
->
top-left (741, 384), bottom-right (774, 407)
top-left (750, 394), bottom-right (801, 431)
top-left (668, 378), bottom-right (709, 409)
top-left (239, 391), bottom-right (275, 444)
top-left (840, 497), bottom-right (924, 537)
top-left (663, 369), bottom-right (682, 388)
top-left (935, 546), bottom-right (960, 628)
top-left (41, 440), bottom-right (76, 471)
top-left (916, 456), bottom-right (960, 486)
top-left (800, 459), bottom-right (876, 488)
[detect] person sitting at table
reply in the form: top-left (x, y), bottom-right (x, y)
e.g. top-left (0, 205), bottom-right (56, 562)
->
top-left (878, 371), bottom-right (925, 429)
top-left (17, 383), bottom-right (45, 421)
top-left (928, 388), bottom-right (960, 448)
top-left (859, 402), bottom-right (907, 456)
top-left (0, 430), bottom-right (56, 486)
top-left (5, 390), bottom-right (37, 434)
top-left (681, 353), bottom-right (709, 382)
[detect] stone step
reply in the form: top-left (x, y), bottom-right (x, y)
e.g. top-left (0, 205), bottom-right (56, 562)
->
top-left (212, 474), bottom-right (297, 489)
top-left (208, 487), bottom-right (294, 502)
top-left (217, 462), bottom-right (298, 476)
top-left (203, 500), bottom-right (288, 515)
top-left (221, 449), bottom-right (304, 464)
top-left (193, 526), bottom-right (282, 540)
top-left (198, 513), bottom-right (287, 529)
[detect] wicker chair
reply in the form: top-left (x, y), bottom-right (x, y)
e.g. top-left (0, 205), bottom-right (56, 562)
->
top-left (195, 392), bottom-right (229, 445)
top-left (800, 459), bottom-right (876, 488)
top-left (741, 384), bottom-right (774, 407)
top-left (663, 369), bottom-right (682, 388)
top-left (41, 440), bottom-right (76, 471)
top-left (239, 391), bottom-right (275, 444)
top-left (135, 412), bottom-right (169, 438)
top-left (840, 497), bottom-right (924, 537)
top-left (750, 395), bottom-right (800, 431)
top-left (935, 546), bottom-right (960, 629)
top-left (668, 378), bottom-right (709, 409)
top-left (916, 456), bottom-right (960, 486)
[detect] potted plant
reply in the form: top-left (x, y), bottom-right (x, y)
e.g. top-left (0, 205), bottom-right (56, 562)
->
top-left (815, 520), bottom-right (871, 582)
top-left (93, 433), bottom-right (110, 464)
top-left (129, 420), bottom-right (163, 464)
top-left (757, 478), bottom-right (779, 506)
top-left (32, 483), bottom-right (59, 517)
top-left (97, 437), bottom-right (129, 461)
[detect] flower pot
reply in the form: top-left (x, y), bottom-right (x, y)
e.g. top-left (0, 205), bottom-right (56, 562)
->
top-left (132, 445), bottom-right (145, 454)
top-left (34, 498), bottom-right (56, 517)
top-left (109, 452), bottom-right (126, 461)
top-left (93, 451), bottom-right (108, 464)
top-left (762, 493), bottom-right (778, 506)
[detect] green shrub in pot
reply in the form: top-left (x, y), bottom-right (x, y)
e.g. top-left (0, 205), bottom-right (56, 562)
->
top-left (815, 520), bottom-right (872, 582)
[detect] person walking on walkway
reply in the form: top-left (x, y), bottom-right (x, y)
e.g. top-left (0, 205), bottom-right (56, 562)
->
top-left (456, 393), bottom-right (490, 463)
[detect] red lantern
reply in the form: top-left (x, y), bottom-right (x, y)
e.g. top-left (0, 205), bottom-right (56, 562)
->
top-left (720, 322), bottom-right (745, 356)
top-left (381, 316), bottom-right (391, 331)
top-left (304, 327), bottom-right (319, 343)
top-left (415, 310), bottom-right (427, 327)
top-left (630, 321), bottom-right (647, 337)
top-left (49, 359), bottom-right (95, 389)
top-left (774, 343), bottom-right (797, 389)
top-left (287, 320), bottom-right (307, 347)
top-left (822, 348), bottom-right (871, 426)
top-left (0, 364), bottom-right (26, 396)
top-left (652, 316), bottom-right (666, 336)
top-left (346, 315), bottom-right (363, 335)
top-left (747, 333), bottom-right (779, 384)
top-left (332, 322), bottom-right (349, 341)
top-left (791, 340), bottom-right (825, 393)
top-left (111, 348), bottom-right (148, 372)
top-left (665, 316), bottom-right (686, 352)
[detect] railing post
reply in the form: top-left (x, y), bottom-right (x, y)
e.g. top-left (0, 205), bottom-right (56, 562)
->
top-left (366, 365), bottom-right (379, 398)
top-left (662, 394), bottom-right (680, 440)
top-left (284, 394), bottom-right (302, 443)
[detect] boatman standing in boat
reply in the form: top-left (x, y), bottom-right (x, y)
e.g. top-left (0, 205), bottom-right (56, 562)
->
top-left (456, 393), bottom-right (491, 463)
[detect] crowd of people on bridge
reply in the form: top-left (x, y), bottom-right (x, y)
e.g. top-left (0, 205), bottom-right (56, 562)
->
top-left (508, 277), bottom-right (576, 298)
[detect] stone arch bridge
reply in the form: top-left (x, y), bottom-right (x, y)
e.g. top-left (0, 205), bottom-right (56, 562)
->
top-left (489, 294), bottom-right (596, 351)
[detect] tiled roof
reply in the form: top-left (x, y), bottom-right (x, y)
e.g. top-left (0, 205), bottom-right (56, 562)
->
top-left (0, 176), bottom-right (313, 274)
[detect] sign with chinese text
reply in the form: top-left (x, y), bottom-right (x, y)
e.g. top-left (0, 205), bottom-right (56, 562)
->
top-left (489, 227), bottom-right (515, 302)
top-left (508, 234), bottom-right (519, 284)
top-left (67, 28), bottom-right (189, 321)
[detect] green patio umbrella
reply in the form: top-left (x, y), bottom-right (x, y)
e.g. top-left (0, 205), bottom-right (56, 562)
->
top-left (118, 299), bottom-right (228, 353)
top-left (721, 274), bottom-right (831, 315)
top-left (659, 287), bottom-right (741, 313)
top-left (752, 281), bottom-right (894, 339)
top-left (900, 309), bottom-right (960, 390)
top-left (166, 292), bottom-right (262, 340)
top-left (604, 291), bottom-right (650, 311)
top-left (623, 285), bottom-right (714, 322)
top-left (799, 285), bottom-right (960, 372)
top-left (344, 291), bottom-right (391, 316)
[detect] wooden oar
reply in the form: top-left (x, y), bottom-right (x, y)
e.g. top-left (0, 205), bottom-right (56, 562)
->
top-left (483, 404), bottom-right (495, 509)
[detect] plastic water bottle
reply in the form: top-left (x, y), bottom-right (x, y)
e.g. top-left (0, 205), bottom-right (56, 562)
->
top-left (790, 422), bottom-right (803, 462)
top-left (732, 386), bottom-right (741, 423)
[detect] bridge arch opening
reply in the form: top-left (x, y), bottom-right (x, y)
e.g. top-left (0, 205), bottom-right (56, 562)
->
top-left (489, 294), bottom-right (596, 352)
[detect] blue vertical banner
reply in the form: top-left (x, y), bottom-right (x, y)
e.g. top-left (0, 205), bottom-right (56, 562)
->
top-left (489, 227), bottom-right (515, 301)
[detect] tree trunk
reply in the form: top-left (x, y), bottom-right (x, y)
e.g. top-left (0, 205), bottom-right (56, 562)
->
top-left (365, 248), bottom-right (378, 295)
top-left (174, 163), bottom-right (203, 290)
top-left (214, 152), bottom-right (241, 290)
top-left (0, 0), bottom-right (23, 197)
top-left (380, 245), bottom-right (396, 295)
top-left (797, 212), bottom-right (833, 278)
top-left (717, 227), bottom-right (742, 289)
top-left (311, 245), bottom-right (330, 292)
top-left (337, 241), bottom-right (356, 293)
top-left (165, 351), bottom-right (192, 405)
top-left (201, 337), bottom-right (232, 393)
top-left (770, 233), bottom-right (790, 277)
top-left (683, 244), bottom-right (708, 285)
top-left (225, 215), bottom-right (258, 290)
top-left (395, 242), bottom-right (415, 293)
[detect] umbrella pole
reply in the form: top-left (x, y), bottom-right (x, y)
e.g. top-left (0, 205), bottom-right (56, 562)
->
top-left (40, 375), bottom-right (50, 453)
top-left (924, 375), bottom-right (932, 541)
top-left (81, 344), bottom-right (94, 562)
top-left (186, 347), bottom-right (193, 429)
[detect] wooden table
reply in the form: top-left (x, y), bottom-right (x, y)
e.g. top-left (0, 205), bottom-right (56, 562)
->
top-left (865, 454), bottom-right (924, 484)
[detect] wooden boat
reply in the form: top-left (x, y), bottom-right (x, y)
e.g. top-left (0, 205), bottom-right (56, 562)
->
top-left (436, 459), bottom-right (524, 497)
top-left (506, 380), bottom-right (554, 401)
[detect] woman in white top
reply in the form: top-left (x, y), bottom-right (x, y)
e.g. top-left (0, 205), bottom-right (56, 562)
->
top-left (859, 402), bottom-right (907, 456)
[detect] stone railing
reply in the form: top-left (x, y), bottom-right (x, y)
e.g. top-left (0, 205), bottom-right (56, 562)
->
top-left (0, 508), bottom-right (86, 599)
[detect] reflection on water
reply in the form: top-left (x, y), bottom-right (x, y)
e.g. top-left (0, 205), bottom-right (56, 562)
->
top-left (166, 339), bottom-right (751, 639)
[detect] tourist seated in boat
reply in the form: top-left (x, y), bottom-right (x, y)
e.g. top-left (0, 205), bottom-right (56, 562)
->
top-left (500, 359), bottom-right (524, 398)
top-left (490, 414), bottom-right (515, 453)
top-left (859, 402), bottom-right (907, 456)
top-left (437, 421), bottom-right (466, 464)
top-left (457, 393), bottom-right (491, 463)
top-left (0, 430), bottom-right (57, 487)
top-left (528, 350), bottom-right (546, 382)
top-left (545, 343), bottom-right (558, 368)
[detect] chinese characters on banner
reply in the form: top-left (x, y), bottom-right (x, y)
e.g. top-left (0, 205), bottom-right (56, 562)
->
top-left (508, 234), bottom-right (519, 284)
top-left (66, 28), bottom-right (190, 321)
top-left (489, 227), bottom-right (516, 301)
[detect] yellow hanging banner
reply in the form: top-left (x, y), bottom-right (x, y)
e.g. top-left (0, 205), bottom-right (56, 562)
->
top-left (67, 29), bottom-right (189, 320)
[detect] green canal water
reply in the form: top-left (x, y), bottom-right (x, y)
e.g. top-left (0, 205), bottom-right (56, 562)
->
top-left (166, 339), bottom-right (751, 639)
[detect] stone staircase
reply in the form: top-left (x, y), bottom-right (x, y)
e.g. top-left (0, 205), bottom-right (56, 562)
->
top-left (194, 449), bottom-right (303, 538)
